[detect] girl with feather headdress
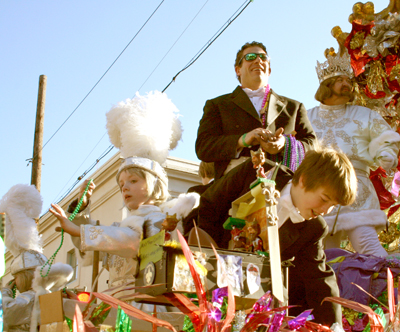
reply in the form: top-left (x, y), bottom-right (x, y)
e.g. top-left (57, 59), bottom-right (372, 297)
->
top-left (49, 91), bottom-right (199, 312)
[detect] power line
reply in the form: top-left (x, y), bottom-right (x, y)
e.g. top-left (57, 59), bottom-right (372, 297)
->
top-left (162, 0), bottom-right (253, 93)
top-left (44, 0), bottom-right (252, 210)
top-left (52, 144), bottom-right (114, 206)
top-left (38, 0), bottom-right (165, 154)
top-left (51, 132), bottom-right (109, 204)
top-left (136, 0), bottom-right (210, 94)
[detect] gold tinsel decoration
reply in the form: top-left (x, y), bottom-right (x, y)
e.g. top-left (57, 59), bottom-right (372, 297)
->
top-left (342, 307), bottom-right (360, 325)
top-left (343, 240), bottom-right (356, 253)
top-left (353, 82), bottom-right (367, 106)
top-left (367, 61), bottom-right (387, 94)
top-left (350, 31), bottom-right (366, 49)
top-left (389, 63), bottom-right (400, 82)
top-left (379, 205), bottom-right (400, 252)
top-left (378, 222), bottom-right (400, 244)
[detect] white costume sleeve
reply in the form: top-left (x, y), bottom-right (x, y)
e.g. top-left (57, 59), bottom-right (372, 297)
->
top-left (1, 288), bottom-right (35, 327)
top-left (347, 225), bottom-right (388, 257)
top-left (140, 210), bottom-right (165, 238)
top-left (81, 215), bottom-right (145, 259)
top-left (368, 112), bottom-right (400, 171)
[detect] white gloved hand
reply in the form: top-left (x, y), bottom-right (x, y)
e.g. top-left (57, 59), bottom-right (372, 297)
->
top-left (377, 150), bottom-right (395, 171)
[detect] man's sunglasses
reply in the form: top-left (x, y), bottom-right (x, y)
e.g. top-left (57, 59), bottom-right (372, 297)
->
top-left (239, 53), bottom-right (270, 64)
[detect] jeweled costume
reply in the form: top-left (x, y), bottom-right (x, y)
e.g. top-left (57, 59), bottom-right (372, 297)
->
top-left (69, 203), bottom-right (163, 289)
top-left (309, 50), bottom-right (400, 257)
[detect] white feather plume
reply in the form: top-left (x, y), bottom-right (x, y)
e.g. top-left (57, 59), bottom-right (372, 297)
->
top-left (106, 91), bottom-right (183, 164)
top-left (160, 192), bottom-right (200, 220)
top-left (0, 184), bottom-right (43, 256)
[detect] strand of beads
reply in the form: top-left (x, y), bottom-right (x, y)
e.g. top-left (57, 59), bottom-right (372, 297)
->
top-left (281, 135), bottom-right (306, 172)
top-left (40, 179), bottom-right (93, 277)
top-left (12, 284), bottom-right (16, 298)
top-left (260, 84), bottom-right (271, 128)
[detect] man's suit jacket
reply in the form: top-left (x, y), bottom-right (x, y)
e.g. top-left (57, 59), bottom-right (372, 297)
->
top-left (196, 86), bottom-right (317, 179)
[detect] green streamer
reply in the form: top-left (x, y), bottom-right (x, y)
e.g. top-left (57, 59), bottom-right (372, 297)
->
top-left (64, 316), bottom-right (73, 332)
top-left (115, 306), bottom-right (132, 332)
top-left (89, 302), bottom-right (112, 326)
top-left (182, 315), bottom-right (195, 332)
top-left (362, 307), bottom-right (386, 332)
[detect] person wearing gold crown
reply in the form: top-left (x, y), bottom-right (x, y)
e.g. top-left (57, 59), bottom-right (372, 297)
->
top-left (49, 92), bottom-right (199, 315)
top-left (308, 49), bottom-right (400, 257)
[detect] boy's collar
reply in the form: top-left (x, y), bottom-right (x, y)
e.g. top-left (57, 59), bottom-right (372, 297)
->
top-left (279, 182), bottom-right (305, 224)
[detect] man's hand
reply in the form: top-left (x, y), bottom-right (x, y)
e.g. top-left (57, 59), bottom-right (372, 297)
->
top-left (259, 127), bottom-right (285, 154)
top-left (49, 203), bottom-right (81, 237)
top-left (238, 128), bottom-right (276, 149)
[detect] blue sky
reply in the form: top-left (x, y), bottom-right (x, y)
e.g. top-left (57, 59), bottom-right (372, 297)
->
top-left (0, 0), bottom-right (388, 213)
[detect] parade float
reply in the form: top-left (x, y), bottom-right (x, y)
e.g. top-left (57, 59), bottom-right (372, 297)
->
top-left (6, 1), bottom-right (400, 331)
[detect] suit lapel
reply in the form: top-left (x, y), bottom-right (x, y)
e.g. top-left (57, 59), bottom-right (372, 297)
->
top-left (232, 86), bottom-right (262, 123)
top-left (266, 90), bottom-right (286, 131)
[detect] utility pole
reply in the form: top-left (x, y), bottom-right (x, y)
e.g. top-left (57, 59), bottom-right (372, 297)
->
top-left (92, 220), bottom-right (100, 294)
top-left (31, 75), bottom-right (47, 192)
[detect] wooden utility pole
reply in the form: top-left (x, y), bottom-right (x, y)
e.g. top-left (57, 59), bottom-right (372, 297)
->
top-left (31, 75), bottom-right (47, 192)
top-left (91, 220), bottom-right (100, 293)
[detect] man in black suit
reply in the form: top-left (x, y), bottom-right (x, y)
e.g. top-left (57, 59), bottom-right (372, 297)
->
top-left (196, 41), bottom-right (317, 180)
top-left (195, 41), bottom-right (318, 247)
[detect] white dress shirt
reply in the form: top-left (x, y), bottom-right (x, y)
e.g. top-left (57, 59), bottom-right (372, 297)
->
top-left (277, 182), bottom-right (305, 228)
top-left (242, 86), bottom-right (266, 115)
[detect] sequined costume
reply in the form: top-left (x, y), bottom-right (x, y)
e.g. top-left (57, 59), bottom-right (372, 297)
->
top-left (308, 103), bottom-right (400, 257)
top-left (69, 203), bottom-right (163, 289)
top-left (1, 289), bottom-right (35, 332)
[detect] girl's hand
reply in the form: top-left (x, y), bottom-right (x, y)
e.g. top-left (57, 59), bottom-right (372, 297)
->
top-left (49, 203), bottom-right (81, 237)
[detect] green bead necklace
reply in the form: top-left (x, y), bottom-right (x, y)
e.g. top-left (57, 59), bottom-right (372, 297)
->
top-left (40, 179), bottom-right (93, 277)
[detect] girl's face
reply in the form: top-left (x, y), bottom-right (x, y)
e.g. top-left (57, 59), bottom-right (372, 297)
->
top-left (118, 170), bottom-right (153, 210)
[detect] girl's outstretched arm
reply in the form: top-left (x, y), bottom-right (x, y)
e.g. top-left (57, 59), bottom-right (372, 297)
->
top-left (49, 203), bottom-right (80, 237)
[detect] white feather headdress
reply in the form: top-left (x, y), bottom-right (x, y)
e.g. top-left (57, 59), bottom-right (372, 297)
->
top-left (0, 184), bottom-right (43, 257)
top-left (106, 91), bottom-right (182, 164)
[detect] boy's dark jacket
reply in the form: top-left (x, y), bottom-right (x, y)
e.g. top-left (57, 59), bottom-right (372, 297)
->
top-left (198, 159), bottom-right (341, 327)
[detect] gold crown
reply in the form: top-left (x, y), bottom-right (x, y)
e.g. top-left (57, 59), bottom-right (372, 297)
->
top-left (316, 48), bottom-right (353, 83)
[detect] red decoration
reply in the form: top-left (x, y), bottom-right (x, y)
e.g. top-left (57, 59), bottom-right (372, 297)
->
top-left (370, 167), bottom-right (396, 210)
top-left (364, 85), bottom-right (386, 99)
top-left (344, 22), bottom-right (374, 76)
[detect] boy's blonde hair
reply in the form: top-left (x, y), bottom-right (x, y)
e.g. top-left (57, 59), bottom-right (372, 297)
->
top-left (292, 148), bottom-right (357, 206)
top-left (120, 167), bottom-right (169, 206)
top-left (198, 162), bottom-right (215, 179)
